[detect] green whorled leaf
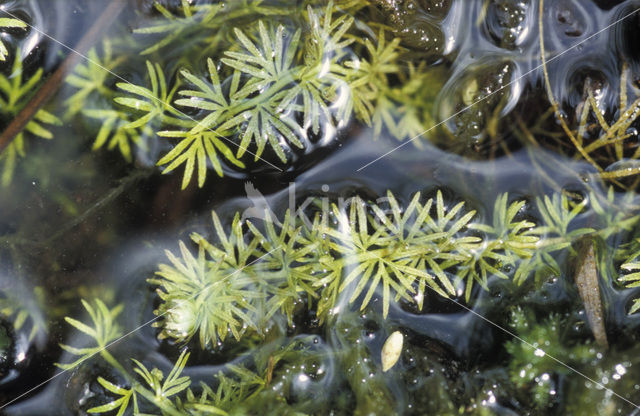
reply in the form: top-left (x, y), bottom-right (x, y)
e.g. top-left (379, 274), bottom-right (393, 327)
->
top-left (620, 251), bottom-right (640, 314)
top-left (87, 378), bottom-right (135, 416)
top-left (178, 60), bottom-right (226, 105)
top-left (218, 104), bottom-right (303, 162)
top-left (0, 50), bottom-right (59, 186)
top-left (174, 12), bottom-right (352, 165)
top-left (114, 61), bottom-right (181, 129)
top-left (346, 31), bottom-right (401, 127)
top-left (84, 109), bottom-right (150, 162)
top-left (149, 234), bottom-right (261, 347)
top-left (304, 2), bottom-right (354, 64)
top-left (589, 187), bottom-right (640, 237)
top-left (65, 43), bottom-right (151, 163)
top-left (298, 3), bottom-right (356, 128)
top-left (65, 42), bottom-right (125, 117)
top-left (513, 250), bottom-right (560, 287)
top-left (0, 286), bottom-right (48, 344)
top-left (88, 350), bottom-right (192, 415)
top-left (150, 209), bottom-right (330, 345)
top-left (134, 1), bottom-right (222, 55)
top-left (132, 0), bottom-right (295, 65)
top-left (317, 191), bottom-right (481, 317)
top-left (469, 193), bottom-right (539, 257)
top-left (0, 17), bottom-right (26, 61)
top-left (246, 210), bottom-right (321, 322)
top-left (201, 22), bottom-right (306, 161)
top-left (222, 23), bottom-right (299, 83)
top-left (56, 299), bottom-right (124, 371)
top-left (176, 58), bottom-right (228, 134)
top-left (532, 193), bottom-right (591, 240)
top-left (346, 29), bottom-right (448, 143)
top-left (156, 130), bottom-right (245, 189)
top-left (132, 350), bottom-right (191, 400)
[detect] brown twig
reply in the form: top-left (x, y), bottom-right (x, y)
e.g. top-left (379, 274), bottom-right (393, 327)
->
top-left (0, 0), bottom-right (127, 154)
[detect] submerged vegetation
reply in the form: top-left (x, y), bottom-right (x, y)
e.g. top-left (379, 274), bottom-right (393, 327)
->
top-left (52, 185), bottom-right (640, 414)
top-left (538, 0), bottom-right (640, 182)
top-left (1, 0), bottom-right (640, 414)
top-left (54, 0), bottom-right (447, 189)
top-left (0, 51), bottom-right (61, 186)
top-left (0, 16), bottom-right (26, 62)
top-left (148, 190), bottom-right (538, 348)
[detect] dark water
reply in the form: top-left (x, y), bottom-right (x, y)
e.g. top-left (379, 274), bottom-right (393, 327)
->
top-left (1, 0), bottom-right (640, 415)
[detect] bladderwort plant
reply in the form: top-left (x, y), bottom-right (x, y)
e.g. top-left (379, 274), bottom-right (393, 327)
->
top-left (55, 185), bottom-right (640, 414)
top-left (0, 49), bottom-right (61, 186)
top-left (57, 298), bottom-right (330, 415)
top-left (0, 283), bottom-right (47, 345)
top-left (2, 0), bottom-right (638, 192)
top-left (143, 187), bottom-right (640, 351)
top-left (1, 0), bottom-right (438, 189)
top-left (538, 0), bottom-right (640, 184)
top-left (147, 189), bottom-right (543, 350)
top-left (59, 0), bottom-right (445, 189)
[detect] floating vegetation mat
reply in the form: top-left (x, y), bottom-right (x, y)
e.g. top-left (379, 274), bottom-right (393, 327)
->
top-left (1, 0), bottom-right (640, 414)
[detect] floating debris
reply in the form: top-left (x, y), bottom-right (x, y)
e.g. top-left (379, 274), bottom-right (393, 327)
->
top-left (574, 238), bottom-right (608, 349)
top-left (382, 331), bottom-right (404, 372)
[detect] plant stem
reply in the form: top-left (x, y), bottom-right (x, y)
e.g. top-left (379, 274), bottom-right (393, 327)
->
top-left (43, 168), bottom-right (153, 246)
top-left (101, 349), bottom-right (130, 381)
top-left (0, 0), bottom-right (127, 154)
top-left (0, 168), bottom-right (153, 250)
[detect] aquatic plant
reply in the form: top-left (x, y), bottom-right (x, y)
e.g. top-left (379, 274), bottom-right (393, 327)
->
top-left (5, 0), bottom-right (640, 414)
top-left (64, 41), bottom-right (123, 117)
top-left (617, 224), bottom-right (640, 315)
top-left (0, 285), bottom-right (47, 343)
top-left (88, 349), bottom-right (192, 416)
top-left (59, 1), bottom-right (445, 189)
top-left (504, 306), bottom-right (595, 411)
top-left (133, 0), bottom-right (292, 58)
top-left (57, 299), bottom-right (125, 373)
top-left (149, 221), bottom-right (262, 347)
top-left (539, 0), bottom-right (640, 183)
top-left (117, 3), bottom-right (357, 187)
top-left (620, 254), bottom-right (640, 313)
top-left (57, 301), bottom-right (201, 415)
top-left (58, 299), bottom-right (323, 415)
top-left (0, 16), bottom-right (26, 61)
top-left (143, 185), bottom-right (640, 351)
top-left (0, 50), bottom-right (61, 186)
top-left (64, 41), bottom-right (152, 163)
top-left (0, 1), bottom-right (447, 189)
top-left (146, 190), bottom-right (543, 347)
